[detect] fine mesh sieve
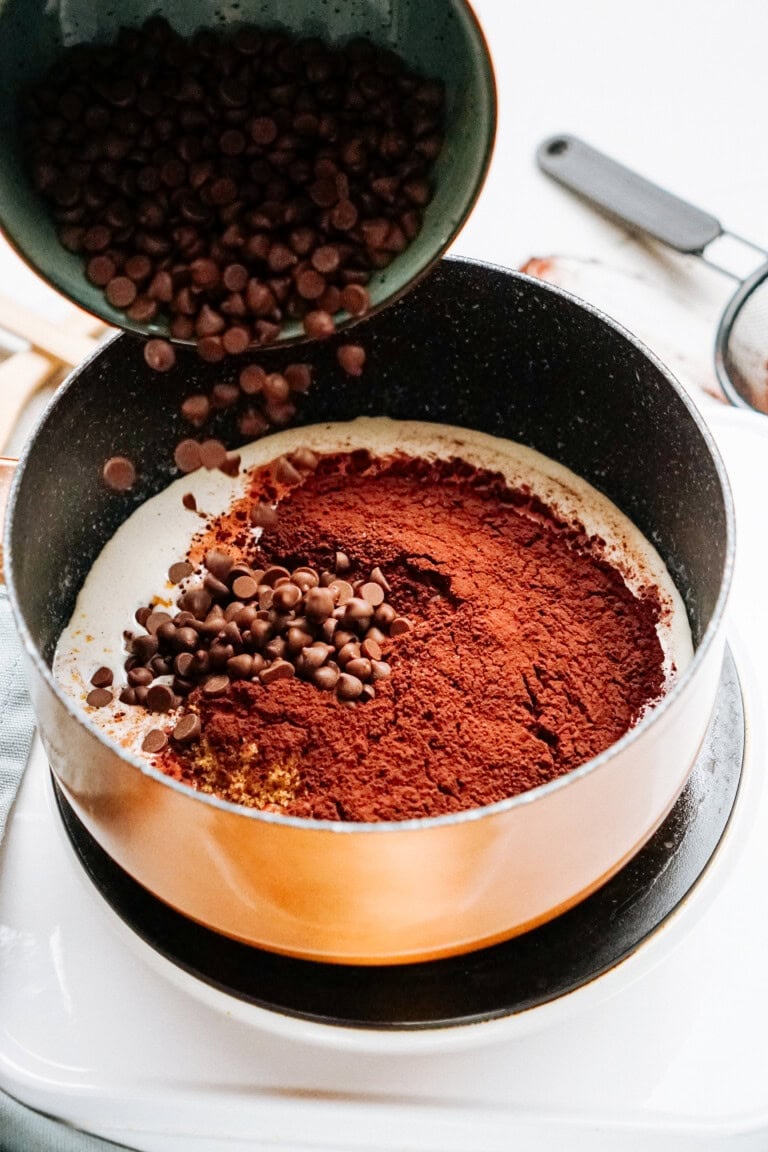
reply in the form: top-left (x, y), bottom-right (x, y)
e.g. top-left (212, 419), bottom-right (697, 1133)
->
top-left (537, 135), bottom-right (768, 414)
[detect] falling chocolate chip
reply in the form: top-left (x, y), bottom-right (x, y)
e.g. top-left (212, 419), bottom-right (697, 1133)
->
top-left (144, 339), bottom-right (176, 372)
top-left (200, 439), bottom-right (227, 471)
top-left (102, 456), bottom-right (136, 492)
top-left (174, 439), bottom-right (203, 473)
top-left (337, 344), bottom-right (366, 377)
top-left (182, 492), bottom-right (197, 511)
top-left (181, 394), bottom-right (211, 427)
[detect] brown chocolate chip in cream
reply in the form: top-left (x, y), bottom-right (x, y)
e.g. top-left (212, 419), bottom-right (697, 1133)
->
top-left (146, 683), bottom-right (175, 712)
top-left (169, 561), bottom-right (194, 584)
top-left (142, 729), bottom-right (168, 754)
top-left (86, 687), bottom-right (112, 708)
top-left (90, 666), bottom-right (114, 688)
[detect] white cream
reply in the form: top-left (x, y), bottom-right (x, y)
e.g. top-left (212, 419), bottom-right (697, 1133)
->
top-left (53, 418), bottom-right (694, 755)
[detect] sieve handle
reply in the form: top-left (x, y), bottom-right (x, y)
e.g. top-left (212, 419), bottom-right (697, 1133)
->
top-left (537, 135), bottom-right (723, 254)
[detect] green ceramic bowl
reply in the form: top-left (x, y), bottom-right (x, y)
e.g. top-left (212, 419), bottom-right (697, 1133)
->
top-left (0, 0), bottom-right (496, 347)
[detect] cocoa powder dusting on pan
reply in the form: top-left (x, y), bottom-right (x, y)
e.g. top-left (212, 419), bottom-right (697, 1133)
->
top-left (161, 454), bottom-right (666, 821)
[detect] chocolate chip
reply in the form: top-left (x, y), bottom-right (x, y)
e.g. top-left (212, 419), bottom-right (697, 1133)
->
top-left (239, 364), bottom-right (266, 394)
top-left (370, 660), bottom-right (391, 681)
top-left (232, 575), bottom-right (259, 600)
top-left (337, 344), bottom-right (366, 376)
top-left (346, 657), bottom-right (372, 681)
top-left (272, 582), bottom-right (302, 611)
top-left (105, 275), bottom-right (137, 309)
top-left (303, 586), bottom-right (335, 622)
top-left (360, 582), bottom-right (385, 607)
top-left (303, 310), bottom-right (335, 340)
top-left (174, 439), bottom-right (202, 473)
top-left (142, 729), bottom-right (168, 753)
top-left (169, 561), bottom-right (194, 584)
top-left (360, 638), bottom-right (382, 661)
top-left (334, 552), bottom-right (351, 573)
top-left (374, 602), bottom-right (397, 628)
top-left (128, 666), bottom-right (154, 687)
top-left (132, 633), bottom-right (158, 662)
top-left (262, 565), bottom-right (291, 586)
top-left (182, 492), bottom-right (197, 511)
top-left (227, 654), bottom-right (254, 679)
top-left (144, 338), bottom-right (176, 372)
top-left (86, 687), bottom-right (112, 708)
top-left (204, 549), bottom-right (234, 582)
top-left (90, 666), bottom-right (114, 688)
top-left (102, 455), bottom-right (136, 491)
top-left (173, 713), bottom-right (202, 743)
top-left (181, 394), bottom-right (211, 427)
top-left (329, 579), bottom-right (354, 605)
top-left (337, 673), bottom-right (363, 701)
top-left (145, 611), bottom-right (172, 634)
top-left (284, 363), bottom-right (312, 393)
top-left (340, 284), bottom-right (370, 316)
top-left (202, 674), bottom-right (230, 697)
top-left (313, 665), bottom-right (339, 691)
top-left (274, 456), bottom-right (303, 486)
top-left (344, 597), bottom-right (373, 622)
top-left (290, 447), bottom-right (319, 472)
top-left (390, 616), bottom-right (412, 636)
top-left (251, 502), bottom-right (278, 529)
top-left (259, 659), bottom-right (295, 684)
top-left (146, 683), bottom-right (175, 712)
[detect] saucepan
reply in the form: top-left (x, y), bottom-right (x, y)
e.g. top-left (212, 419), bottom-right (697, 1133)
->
top-left (1, 257), bottom-right (733, 964)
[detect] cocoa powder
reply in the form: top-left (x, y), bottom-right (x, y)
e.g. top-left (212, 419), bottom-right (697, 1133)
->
top-left (160, 453), bottom-right (666, 821)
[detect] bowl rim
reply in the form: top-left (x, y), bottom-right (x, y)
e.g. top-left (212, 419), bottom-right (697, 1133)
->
top-left (0, 0), bottom-right (498, 350)
top-left (4, 256), bottom-right (737, 834)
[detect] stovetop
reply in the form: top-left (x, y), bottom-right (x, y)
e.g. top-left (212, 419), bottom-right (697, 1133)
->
top-left (1, 407), bottom-right (768, 1152)
top-left (50, 645), bottom-right (744, 1032)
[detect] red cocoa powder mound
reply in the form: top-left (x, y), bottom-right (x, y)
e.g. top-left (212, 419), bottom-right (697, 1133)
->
top-left (160, 453), bottom-right (666, 821)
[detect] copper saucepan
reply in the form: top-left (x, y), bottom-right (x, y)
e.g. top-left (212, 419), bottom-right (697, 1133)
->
top-left (2, 257), bottom-right (734, 964)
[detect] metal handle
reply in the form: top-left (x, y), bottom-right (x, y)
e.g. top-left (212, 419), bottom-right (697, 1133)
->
top-left (537, 135), bottom-right (722, 255)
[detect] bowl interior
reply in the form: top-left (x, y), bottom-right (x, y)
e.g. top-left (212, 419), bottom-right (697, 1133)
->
top-left (0, 0), bottom-right (495, 344)
top-left (8, 259), bottom-right (731, 673)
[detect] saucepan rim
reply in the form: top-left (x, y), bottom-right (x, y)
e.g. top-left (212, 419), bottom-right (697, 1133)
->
top-left (4, 257), bottom-right (736, 833)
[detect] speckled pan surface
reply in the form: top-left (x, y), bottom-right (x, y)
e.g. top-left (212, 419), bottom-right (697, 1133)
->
top-left (5, 258), bottom-right (735, 963)
top-left (0, 0), bottom-right (495, 342)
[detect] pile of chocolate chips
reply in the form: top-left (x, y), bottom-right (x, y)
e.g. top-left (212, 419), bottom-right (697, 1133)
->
top-left (89, 546), bottom-right (411, 754)
top-left (22, 16), bottom-right (444, 359)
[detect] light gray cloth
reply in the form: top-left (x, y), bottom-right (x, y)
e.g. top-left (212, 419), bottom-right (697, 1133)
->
top-left (0, 586), bottom-right (131, 1151)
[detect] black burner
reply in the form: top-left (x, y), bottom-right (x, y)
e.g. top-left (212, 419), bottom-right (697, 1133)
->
top-left (55, 648), bottom-right (744, 1032)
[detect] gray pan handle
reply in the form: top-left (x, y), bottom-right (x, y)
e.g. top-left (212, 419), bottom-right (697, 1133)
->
top-left (537, 135), bottom-right (722, 255)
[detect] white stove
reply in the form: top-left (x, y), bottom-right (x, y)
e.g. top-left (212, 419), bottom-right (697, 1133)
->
top-left (1, 406), bottom-right (768, 1151)
top-left (3, 1), bottom-right (768, 1144)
